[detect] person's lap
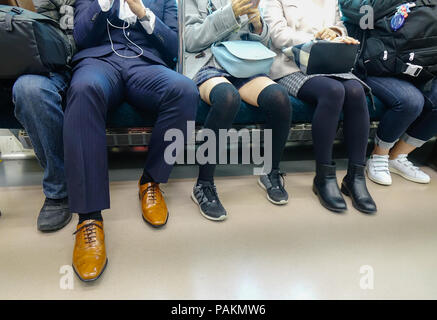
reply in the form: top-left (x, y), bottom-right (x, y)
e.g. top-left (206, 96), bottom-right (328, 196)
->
top-left (365, 76), bottom-right (425, 109)
top-left (69, 56), bottom-right (194, 114)
top-left (199, 75), bottom-right (275, 107)
top-left (297, 76), bottom-right (364, 104)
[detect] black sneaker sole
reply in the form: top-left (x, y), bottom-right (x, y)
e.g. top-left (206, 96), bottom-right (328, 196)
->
top-left (191, 191), bottom-right (227, 221)
top-left (73, 258), bottom-right (108, 283)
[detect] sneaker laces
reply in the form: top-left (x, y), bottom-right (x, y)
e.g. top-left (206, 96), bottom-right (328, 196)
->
top-left (73, 222), bottom-right (102, 245)
top-left (201, 183), bottom-right (219, 203)
top-left (269, 170), bottom-right (286, 190)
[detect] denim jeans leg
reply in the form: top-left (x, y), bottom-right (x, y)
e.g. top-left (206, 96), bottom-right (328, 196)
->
top-left (12, 72), bottom-right (70, 199)
top-left (365, 76), bottom-right (425, 149)
top-left (405, 78), bottom-right (437, 143)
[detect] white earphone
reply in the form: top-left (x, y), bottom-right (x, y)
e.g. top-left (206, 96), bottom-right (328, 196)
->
top-left (106, 18), bottom-right (144, 59)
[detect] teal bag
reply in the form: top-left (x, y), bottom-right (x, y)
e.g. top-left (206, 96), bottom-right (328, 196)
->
top-left (211, 41), bottom-right (276, 78)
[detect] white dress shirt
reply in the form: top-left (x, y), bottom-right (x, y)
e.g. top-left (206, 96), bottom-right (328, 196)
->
top-left (98, 0), bottom-right (156, 34)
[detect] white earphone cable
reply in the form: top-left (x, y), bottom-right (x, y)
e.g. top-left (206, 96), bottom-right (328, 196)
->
top-left (106, 19), bottom-right (144, 59)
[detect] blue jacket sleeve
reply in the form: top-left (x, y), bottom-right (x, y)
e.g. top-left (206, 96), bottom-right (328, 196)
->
top-left (147, 0), bottom-right (179, 63)
top-left (73, 0), bottom-right (113, 49)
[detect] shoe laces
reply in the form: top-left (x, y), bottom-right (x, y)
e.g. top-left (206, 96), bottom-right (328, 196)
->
top-left (370, 156), bottom-right (390, 173)
top-left (73, 222), bottom-right (102, 245)
top-left (200, 183), bottom-right (219, 204)
top-left (269, 170), bottom-right (286, 191)
top-left (144, 184), bottom-right (162, 203)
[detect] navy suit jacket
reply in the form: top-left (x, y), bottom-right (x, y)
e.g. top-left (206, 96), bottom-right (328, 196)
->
top-left (73, 0), bottom-right (178, 68)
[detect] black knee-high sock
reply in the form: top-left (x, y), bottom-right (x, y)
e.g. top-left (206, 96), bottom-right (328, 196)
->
top-left (198, 83), bottom-right (241, 183)
top-left (78, 211), bottom-right (103, 224)
top-left (257, 84), bottom-right (292, 171)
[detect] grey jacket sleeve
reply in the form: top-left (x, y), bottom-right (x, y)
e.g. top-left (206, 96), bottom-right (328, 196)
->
top-left (246, 17), bottom-right (270, 47)
top-left (185, 0), bottom-right (240, 53)
top-left (185, 0), bottom-right (270, 53)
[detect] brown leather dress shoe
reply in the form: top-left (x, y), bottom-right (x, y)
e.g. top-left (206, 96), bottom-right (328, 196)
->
top-left (139, 181), bottom-right (168, 227)
top-left (72, 220), bottom-right (108, 282)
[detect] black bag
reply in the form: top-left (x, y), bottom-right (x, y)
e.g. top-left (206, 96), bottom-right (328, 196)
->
top-left (0, 5), bottom-right (73, 79)
top-left (340, 0), bottom-right (437, 84)
top-left (283, 40), bottom-right (359, 75)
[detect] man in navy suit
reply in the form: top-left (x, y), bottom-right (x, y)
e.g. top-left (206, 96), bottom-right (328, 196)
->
top-left (65, 0), bottom-right (198, 282)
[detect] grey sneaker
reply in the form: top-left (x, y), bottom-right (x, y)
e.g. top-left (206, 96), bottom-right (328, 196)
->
top-left (191, 180), bottom-right (227, 221)
top-left (37, 198), bottom-right (72, 232)
top-left (258, 170), bottom-right (289, 205)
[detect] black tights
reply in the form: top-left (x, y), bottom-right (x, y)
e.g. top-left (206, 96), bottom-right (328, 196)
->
top-left (198, 83), bottom-right (292, 182)
top-left (297, 77), bottom-right (370, 165)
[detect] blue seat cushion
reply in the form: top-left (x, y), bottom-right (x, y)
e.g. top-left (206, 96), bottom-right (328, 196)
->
top-left (106, 96), bottom-right (387, 128)
top-left (1, 86), bottom-right (387, 129)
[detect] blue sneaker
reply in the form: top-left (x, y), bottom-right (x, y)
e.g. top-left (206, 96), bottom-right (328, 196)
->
top-left (191, 180), bottom-right (227, 221)
top-left (258, 170), bottom-right (289, 205)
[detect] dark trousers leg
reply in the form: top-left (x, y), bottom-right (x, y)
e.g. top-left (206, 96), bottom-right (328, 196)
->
top-left (406, 79), bottom-right (437, 142)
top-left (64, 58), bottom-right (123, 213)
top-left (365, 76), bottom-right (424, 148)
top-left (125, 63), bottom-right (198, 183)
top-left (12, 72), bottom-right (70, 199)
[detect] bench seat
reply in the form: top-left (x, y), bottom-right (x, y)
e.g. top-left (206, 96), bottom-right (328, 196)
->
top-left (0, 85), bottom-right (387, 129)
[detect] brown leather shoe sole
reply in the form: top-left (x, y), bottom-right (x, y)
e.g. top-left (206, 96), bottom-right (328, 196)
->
top-left (72, 258), bottom-right (108, 283)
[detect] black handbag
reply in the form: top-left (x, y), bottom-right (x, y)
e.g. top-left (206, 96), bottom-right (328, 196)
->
top-left (283, 40), bottom-right (359, 75)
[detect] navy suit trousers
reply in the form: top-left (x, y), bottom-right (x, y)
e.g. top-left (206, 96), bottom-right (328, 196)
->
top-left (64, 52), bottom-right (198, 213)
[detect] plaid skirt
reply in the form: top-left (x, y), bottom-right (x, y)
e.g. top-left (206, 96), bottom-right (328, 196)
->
top-left (193, 66), bottom-right (267, 89)
top-left (278, 71), bottom-right (362, 97)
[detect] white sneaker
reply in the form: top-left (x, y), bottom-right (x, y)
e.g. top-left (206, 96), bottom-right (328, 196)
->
top-left (389, 154), bottom-right (431, 184)
top-left (366, 155), bottom-right (392, 186)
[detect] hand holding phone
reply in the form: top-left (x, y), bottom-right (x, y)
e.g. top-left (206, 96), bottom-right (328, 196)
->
top-left (232, 0), bottom-right (257, 18)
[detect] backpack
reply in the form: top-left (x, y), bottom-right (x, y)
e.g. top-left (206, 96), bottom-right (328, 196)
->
top-left (0, 0), bottom-right (35, 12)
top-left (340, 0), bottom-right (437, 84)
top-left (0, 5), bottom-right (73, 79)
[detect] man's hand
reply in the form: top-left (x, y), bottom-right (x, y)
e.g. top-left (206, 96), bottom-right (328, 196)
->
top-left (232, 0), bottom-right (257, 18)
top-left (125, 0), bottom-right (147, 19)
